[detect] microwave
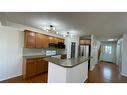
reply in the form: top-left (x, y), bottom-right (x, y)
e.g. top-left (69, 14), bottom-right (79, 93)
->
top-left (48, 43), bottom-right (57, 48)
top-left (48, 43), bottom-right (65, 49)
top-left (57, 42), bottom-right (65, 49)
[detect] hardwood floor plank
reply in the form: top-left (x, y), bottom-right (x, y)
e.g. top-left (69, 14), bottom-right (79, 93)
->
top-left (86, 61), bottom-right (127, 83)
top-left (0, 73), bottom-right (47, 83)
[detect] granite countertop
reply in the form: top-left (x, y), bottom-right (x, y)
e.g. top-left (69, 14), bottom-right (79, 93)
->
top-left (23, 54), bottom-right (66, 59)
top-left (23, 55), bottom-right (46, 59)
top-left (43, 56), bottom-right (92, 68)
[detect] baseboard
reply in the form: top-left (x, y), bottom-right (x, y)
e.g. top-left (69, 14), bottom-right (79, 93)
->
top-left (90, 66), bottom-right (94, 71)
top-left (121, 73), bottom-right (127, 77)
top-left (100, 60), bottom-right (116, 64)
top-left (0, 74), bottom-right (22, 81)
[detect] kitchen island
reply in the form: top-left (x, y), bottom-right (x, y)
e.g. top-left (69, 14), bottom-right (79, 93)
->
top-left (44, 56), bottom-right (91, 83)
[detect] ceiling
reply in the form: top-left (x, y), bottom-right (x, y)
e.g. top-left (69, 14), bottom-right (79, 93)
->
top-left (1, 12), bottom-right (127, 40)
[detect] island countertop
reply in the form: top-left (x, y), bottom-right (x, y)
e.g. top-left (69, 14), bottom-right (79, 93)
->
top-left (43, 56), bottom-right (92, 68)
top-left (23, 53), bottom-right (65, 59)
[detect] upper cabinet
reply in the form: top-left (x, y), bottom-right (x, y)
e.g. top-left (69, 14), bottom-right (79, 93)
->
top-left (48, 36), bottom-right (57, 44)
top-left (36, 33), bottom-right (49, 48)
top-left (80, 39), bottom-right (91, 45)
top-left (48, 37), bottom-right (64, 44)
top-left (24, 30), bottom-right (36, 48)
top-left (58, 38), bottom-right (64, 43)
top-left (24, 30), bottom-right (65, 49)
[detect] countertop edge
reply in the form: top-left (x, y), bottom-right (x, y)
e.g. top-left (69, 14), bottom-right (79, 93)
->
top-left (44, 57), bottom-right (92, 68)
top-left (23, 54), bottom-right (66, 59)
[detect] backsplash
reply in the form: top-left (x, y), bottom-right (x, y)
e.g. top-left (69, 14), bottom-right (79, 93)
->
top-left (23, 48), bottom-right (66, 56)
top-left (23, 48), bottom-right (46, 56)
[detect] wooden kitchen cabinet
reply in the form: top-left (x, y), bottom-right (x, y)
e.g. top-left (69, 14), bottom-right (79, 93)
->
top-left (80, 39), bottom-right (91, 45)
top-left (48, 36), bottom-right (56, 44)
top-left (23, 58), bottom-right (48, 79)
top-left (36, 58), bottom-right (45, 74)
top-left (24, 30), bottom-right (65, 48)
top-left (36, 33), bottom-right (49, 48)
top-left (57, 38), bottom-right (64, 43)
top-left (44, 60), bottom-right (48, 72)
top-left (54, 38), bottom-right (59, 44)
top-left (48, 37), bottom-right (64, 44)
top-left (23, 59), bottom-right (37, 78)
top-left (24, 30), bottom-right (36, 48)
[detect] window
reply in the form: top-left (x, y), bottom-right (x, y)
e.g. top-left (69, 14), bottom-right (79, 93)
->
top-left (105, 46), bottom-right (112, 54)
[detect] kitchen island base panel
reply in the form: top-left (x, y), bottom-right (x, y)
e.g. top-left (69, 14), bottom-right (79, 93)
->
top-left (48, 61), bottom-right (88, 83)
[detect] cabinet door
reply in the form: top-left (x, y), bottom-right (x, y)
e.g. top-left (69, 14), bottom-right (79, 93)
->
top-left (41, 35), bottom-right (49, 48)
top-left (58, 38), bottom-right (64, 43)
top-left (80, 39), bottom-right (91, 45)
top-left (44, 60), bottom-right (48, 72)
top-left (26, 59), bottom-right (36, 78)
top-left (48, 36), bottom-right (56, 44)
top-left (36, 33), bottom-right (43, 48)
top-left (36, 58), bottom-right (45, 74)
top-left (55, 38), bottom-right (59, 44)
top-left (36, 33), bottom-right (49, 48)
top-left (80, 40), bottom-right (85, 45)
top-left (24, 30), bottom-right (36, 48)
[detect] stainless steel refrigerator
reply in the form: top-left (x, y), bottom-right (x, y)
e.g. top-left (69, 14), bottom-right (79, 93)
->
top-left (78, 45), bottom-right (91, 70)
top-left (79, 45), bottom-right (89, 58)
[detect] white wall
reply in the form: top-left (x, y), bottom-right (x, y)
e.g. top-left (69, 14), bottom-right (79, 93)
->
top-left (100, 41), bottom-right (117, 63)
top-left (116, 38), bottom-right (123, 69)
top-left (65, 35), bottom-right (79, 58)
top-left (121, 34), bottom-right (127, 76)
top-left (0, 26), bottom-right (23, 81)
top-left (0, 21), bottom-right (1, 26)
top-left (90, 35), bottom-right (100, 71)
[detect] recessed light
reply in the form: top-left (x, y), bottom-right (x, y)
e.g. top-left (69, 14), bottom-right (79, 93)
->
top-left (108, 39), bottom-right (114, 41)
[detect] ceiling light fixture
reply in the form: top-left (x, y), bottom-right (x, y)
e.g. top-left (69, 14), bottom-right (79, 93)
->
top-left (43, 25), bottom-right (56, 32)
top-left (108, 39), bottom-right (115, 41)
top-left (42, 25), bottom-right (73, 38)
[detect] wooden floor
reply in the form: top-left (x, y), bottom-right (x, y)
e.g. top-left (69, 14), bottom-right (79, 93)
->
top-left (86, 61), bottom-right (127, 83)
top-left (1, 62), bottom-right (127, 83)
top-left (0, 73), bottom-right (47, 83)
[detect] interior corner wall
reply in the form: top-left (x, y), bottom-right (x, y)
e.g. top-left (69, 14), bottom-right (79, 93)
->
top-left (0, 26), bottom-right (23, 81)
top-left (116, 38), bottom-right (123, 74)
top-left (121, 34), bottom-right (127, 77)
top-left (90, 35), bottom-right (99, 71)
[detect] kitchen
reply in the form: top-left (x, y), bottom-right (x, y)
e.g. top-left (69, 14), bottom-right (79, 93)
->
top-left (1, 13), bottom-right (127, 83)
top-left (22, 30), bottom-right (67, 80)
top-left (21, 30), bottom-right (92, 83)
top-left (0, 25), bottom-right (94, 83)
top-left (0, 1), bottom-right (127, 95)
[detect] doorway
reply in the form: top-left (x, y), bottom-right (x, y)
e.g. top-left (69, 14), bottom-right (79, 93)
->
top-left (100, 41), bottom-right (117, 63)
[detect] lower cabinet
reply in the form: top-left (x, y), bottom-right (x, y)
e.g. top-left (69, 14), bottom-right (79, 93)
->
top-left (24, 59), bottom-right (36, 78)
top-left (44, 60), bottom-right (48, 72)
top-left (23, 58), bottom-right (48, 79)
top-left (36, 58), bottom-right (45, 74)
